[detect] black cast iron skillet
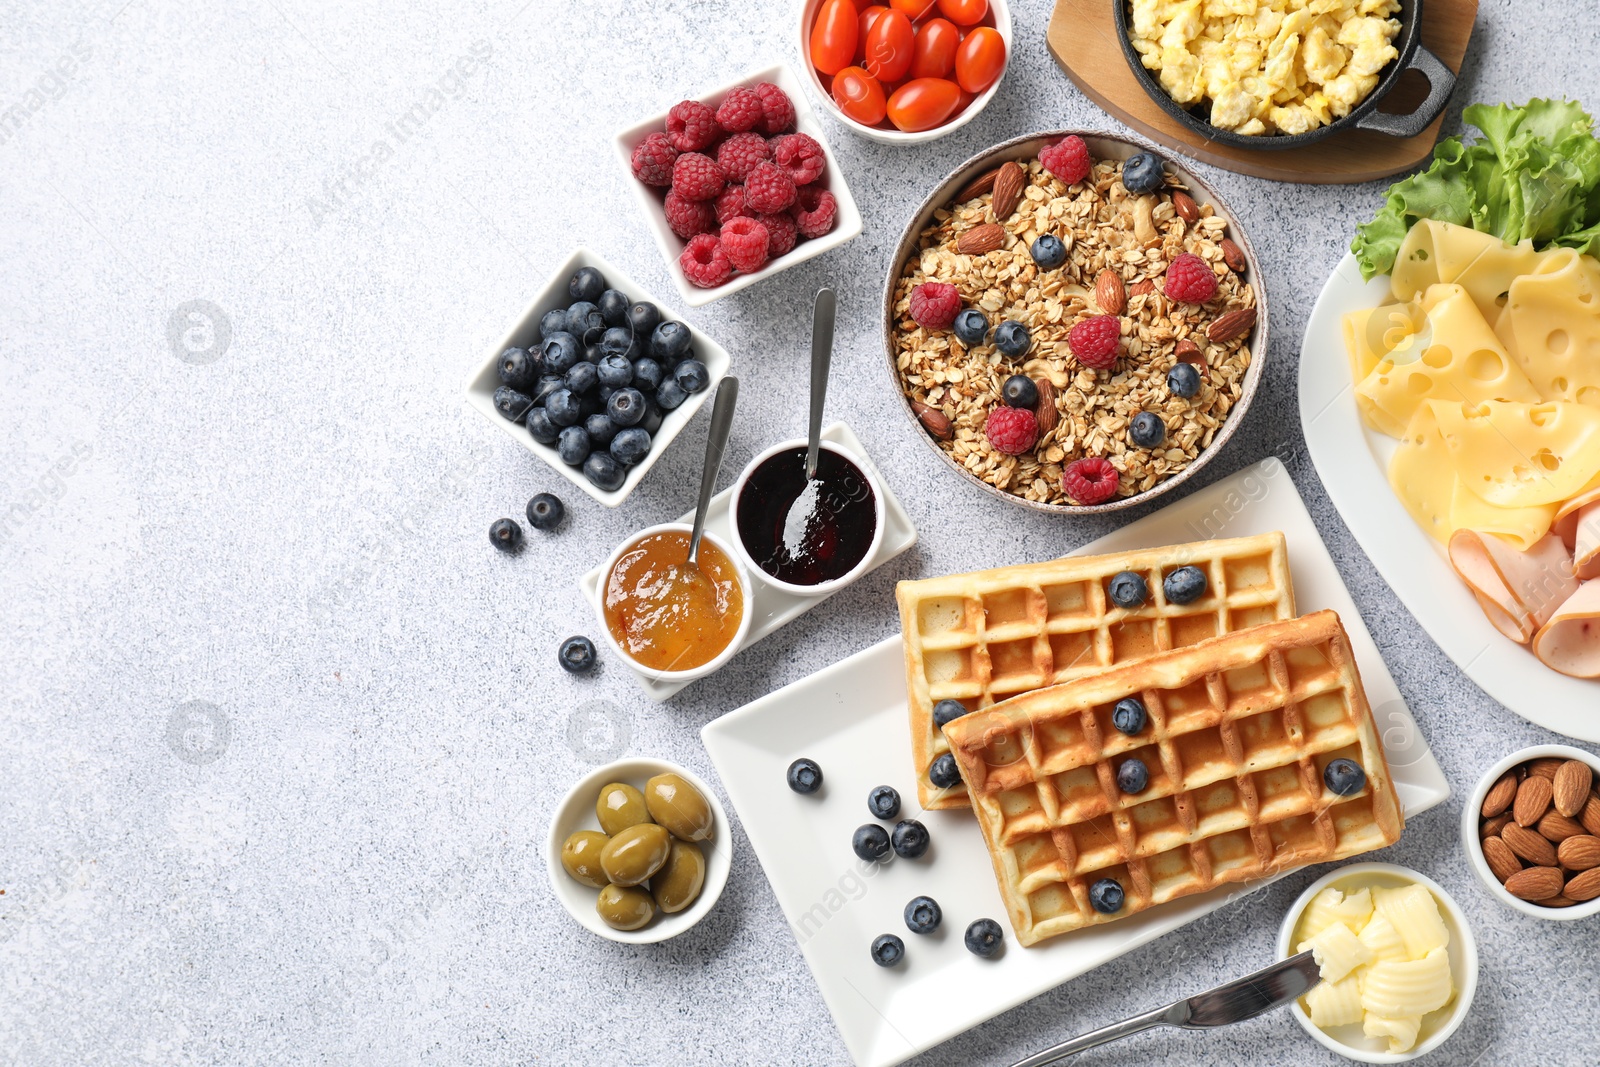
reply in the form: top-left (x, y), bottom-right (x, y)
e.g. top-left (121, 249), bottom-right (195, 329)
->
top-left (1114, 0), bottom-right (1455, 150)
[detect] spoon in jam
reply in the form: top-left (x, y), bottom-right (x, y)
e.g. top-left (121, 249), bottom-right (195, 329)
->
top-left (687, 375), bottom-right (740, 567)
top-left (778, 288), bottom-right (837, 560)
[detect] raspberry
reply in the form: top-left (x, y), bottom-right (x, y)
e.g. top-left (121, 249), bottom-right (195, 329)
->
top-left (666, 99), bottom-right (719, 152)
top-left (744, 161), bottom-right (797, 214)
top-left (671, 152), bottom-right (725, 201)
top-left (716, 87), bottom-right (764, 133)
top-left (716, 132), bottom-right (769, 183)
top-left (1063, 457), bottom-right (1120, 505)
top-left (680, 232), bottom-right (732, 288)
top-left (1164, 252), bottom-right (1218, 303)
top-left (757, 211), bottom-right (798, 257)
top-left (771, 133), bottom-right (826, 185)
top-left (1039, 135), bottom-right (1092, 185)
top-left (664, 190), bottom-right (716, 239)
top-left (754, 82), bottom-right (796, 135)
top-left (792, 186), bottom-right (837, 238)
top-left (1067, 315), bottom-right (1122, 369)
top-left (985, 406), bottom-right (1038, 456)
top-left (720, 217), bottom-right (771, 274)
top-left (713, 184), bottom-right (748, 223)
top-left (630, 132), bottom-right (677, 187)
top-left (909, 282), bottom-right (961, 330)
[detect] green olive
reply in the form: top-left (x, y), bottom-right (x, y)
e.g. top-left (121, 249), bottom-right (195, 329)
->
top-left (595, 782), bottom-right (652, 836)
top-left (596, 883), bottom-right (655, 930)
top-left (643, 773), bottom-right (714, 842)
top-left (560, 830), bottom-right (610, 889)
top-left (651, 840), bottom-right (706, 914)
top-left (599, 822), bottom-right (671, 887)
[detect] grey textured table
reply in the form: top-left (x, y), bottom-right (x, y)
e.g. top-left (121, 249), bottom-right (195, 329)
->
top-left (3, 2), bottom-right (1596, 1064)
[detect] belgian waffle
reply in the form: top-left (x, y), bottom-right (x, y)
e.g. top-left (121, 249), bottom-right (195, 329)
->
top-left (895, 533), bottom-right (1295, 809)
top-left (941, 610), bottom-right (1403, 947)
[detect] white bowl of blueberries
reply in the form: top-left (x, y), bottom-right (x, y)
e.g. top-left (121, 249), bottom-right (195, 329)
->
top-left (464, 247), bottom-right (731, 507)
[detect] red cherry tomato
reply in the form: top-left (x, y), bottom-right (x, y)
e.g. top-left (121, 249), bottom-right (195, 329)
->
top-left (889, 0), bottom-right (938, 17)
top-left (954, 26), bottom-right (1006, 94)
top-left (909, 17), bottom-right (959, 79)
top-left (859, 4), bottom-right (889, 52)
top-left (810, 0), bottom-right (860, 76)
top-left (831, 66), bottom-right (888, 126)
top-left (886, 77), bottom-right (961, 132)
top-left (937, 0), bottom-right (987, 26)
top-left (864, 9), bottom-right (914, 83)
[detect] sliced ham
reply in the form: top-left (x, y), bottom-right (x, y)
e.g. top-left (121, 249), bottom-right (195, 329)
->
top-left (1532, 581), bottom-right (1600, 679)
top-left (1550, 500), bottom-right (1600, 580)
top-left (1553, 482), bottom-right (1600, 548)
top-left (1447, 530), bottom-right (1579, 644)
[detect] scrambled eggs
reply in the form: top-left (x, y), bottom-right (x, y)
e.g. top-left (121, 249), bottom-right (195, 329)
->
top-left (1129, 0), bottom-right (1402, 136)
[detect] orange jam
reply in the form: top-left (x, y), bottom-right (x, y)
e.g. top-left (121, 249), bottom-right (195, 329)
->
top-left (603, 530), bottom-right (744, 672)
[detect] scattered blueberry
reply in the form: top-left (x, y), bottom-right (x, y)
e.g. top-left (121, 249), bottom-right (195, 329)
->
top-left (1089, 877), bottom-right (1125, 914)
top-left (526, 407), bottom-right (560, 445)
top-left (964, 918), bottom-right (1004, 958)
top-left (639, 400), bottom-right (665, 435)
top-left (607, 387), bottom-right (646, 427)
top-left (1163, 565), bottom-right (1208, 604)
top-left (597, 353), bottom-right (633, 388)
top-left (787, 757), bottom-right (823, 794)
top-left (569, 266), bottom-right (606, 304)
top-left (565, 360), bottom-right (599, 397)
top-left (628, 301), bottom-right (662, 337)
top-left (870, 933), bottom-right (905, 967)
top-left (1108, 570), bottom-right (1149, 608)
top-left (597, 288), bottom-right (631, 326)
top-left (532, 375), bottom-right (566, 407)
top-left (1116, 757), bottom-right (1149, 794)
top-left (1121, 151), bottom-right (1165, 196)
top-left (994, 320), bottom-right (1031, 358)
top-left (853, 824), bottom-right (892, 863)
top-left (498, 347), bottom-right (539, 391)
top-left (585, 413), bottom-right (620, 447)
top-left (1111, 697), bottom-right (1147, 735)
top-left (557, 425), bottom-right (592, 466)
top-left (558, 635), bottom-right (597, 673)
top-left (650, 320), bottom-right (692, 363)
top-left (565, 301), bottom-right (602, 339)
top-left (544, 388), bottom-right (582, 427)
top-left (655, 378), bottom-right (688, 410)
top-left (1129, 412), bottom-right (1166, 449)
top-left (600, 326), bottom-right (633, 359)
top-left (892, 820), bottom-right (930, 859)
top-left (541, 332), bottom-right (581, 375)
top-left (1030, 233), bottom-right (1067, 270)
top-left (1002, 374), bottom-right (1038, 409)
top-left (631, 358), bottom-right (663, 393)
top-left (538, 308), bottom-right (568, 341)
top-left (904, 896), bottom-right (942, 935)
top-left (867, 786), bottom-right (901, 820)
top-left (1323, 758), bottom-right (1367, 797)
top-left (954, 308), bottom-right (990, 347)
top-left (488, 518), bottom-right (522, 553)
top-left (583, 451), bottom-right (625, 491)
top-left (928, 754), bottom-right (961, 789)
top-left (1167, 362), bottom-right (1201, 399)
top-left (932, 699), bottom-right (970, 728)
top-left (493, 386), bottom-right (533, 422)
top-left (526, 493), bottom-right (565, 531)
top-left (675, 359), bottom-right (710, 393)
top-left (610, 427), bottom-right (651, 466)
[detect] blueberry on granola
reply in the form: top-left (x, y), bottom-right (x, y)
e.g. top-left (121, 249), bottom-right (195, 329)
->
top-left (1129, 412), bottom-right (1166, 449)
top-left (954, 308), bottom-right (990, 347)
top-left (1002, 374), bottom-right (1038, 409)
top-left (1121, 152), bottom-right (1165, 196)
top-left (1167, 362), bottom-right (1201, 398)
top-left (1030, 233), bottom-right (1067, 270)
top-left (994, 320), bottom-right (1031, 358)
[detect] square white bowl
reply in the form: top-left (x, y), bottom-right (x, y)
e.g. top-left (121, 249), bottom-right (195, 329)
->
top-left (612, 62), bottom-right (863, 308)
top-left (463, 247), bottom-right (729, 508)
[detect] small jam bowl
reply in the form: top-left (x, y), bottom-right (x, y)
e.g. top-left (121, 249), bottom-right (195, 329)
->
top-left (592, 522), bottom-right (755, 683)
top-left (1460, 744), bottom-right (1600, 921)
top-left (728, 437), bottom-right (886, 598)
top-left (1276, 862), bottom-right (1478, 1064)
top-left (545, 756), bottom-right (733, 944)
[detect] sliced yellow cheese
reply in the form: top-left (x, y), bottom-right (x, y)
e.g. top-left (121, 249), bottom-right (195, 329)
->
top-left (1372, 884), bottom-right (1449, 959)
top-left (1364, 1012), bottom-right (1423, 1054)
top-left (1343, 301), bottom-right (1425, 391)
top-left (1430, 399), bottom-right (1600, 508)
top-left (1391, 219), bottom-right (1557, 315)
top-left (1447, 480), bottom-right (1556, 551)
top-left (1496, 250), bottom-right (1600, 407)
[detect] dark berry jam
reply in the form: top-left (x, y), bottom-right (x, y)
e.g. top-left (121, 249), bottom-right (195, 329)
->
top-left (735, 446), bottom-right (877, 586)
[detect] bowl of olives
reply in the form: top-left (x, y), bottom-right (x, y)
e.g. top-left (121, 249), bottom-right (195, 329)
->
top-left (546, 756), bottom-right (733, 943)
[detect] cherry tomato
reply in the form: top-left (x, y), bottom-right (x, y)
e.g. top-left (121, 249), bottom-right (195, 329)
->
top-left (909, 17), bottom-right (959, 79)
top-left (954, 26), bottom-right (1006, 94)
top-left (810, 0), bottom-right (860, 76)
top-left (886, 77), bottom-right (961, 132)
top-left (864, 9), bottom-right (914, 83)
top-left (889, 0), bottom-right (938, 17)
top-left (859, 4), bottom-right (890, 51)
top-left (937, 0), bottom-right (987, 26)
top-left (831, 66), bottom-right (888, 126)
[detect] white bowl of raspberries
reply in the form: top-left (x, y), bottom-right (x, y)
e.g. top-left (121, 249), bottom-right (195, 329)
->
top-left (615, 63), bottom-right (863, 307)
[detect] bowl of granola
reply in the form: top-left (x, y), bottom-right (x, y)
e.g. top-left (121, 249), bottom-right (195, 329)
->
top-left (883, 132), bottom-right (1267, 513)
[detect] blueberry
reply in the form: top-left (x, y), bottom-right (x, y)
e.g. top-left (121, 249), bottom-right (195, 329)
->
top-left (584, 341), bottom-right (606, 365)
top-left (1163, 565), bottom-right (1208, 604)
top-left (544, 388), bottom-right (582, 427)
top-left (493, 386), bottom-right (533, 422)
top-left (569, 267), bottom-right (606, 303)
top-left (867, 786), bottom-right (901, 820)
top-left (1167, 362), bottom-right (1202, 399)
top-left (557, 425), bottom-right (591, 466)
top-left (1089, 877), bottom-right (1125, 914)
top-left (994, 320), bottom-right (1031, 358)
top-left (639, 400), bottom-right (665, 435)
top-left (526, 407), bottom-right (559, 445)
top-left (541, 332), bottom-right (581, 375)
top-left (578, 391), bottom-right (605, 419)
top-left (600, 326), bottom-right (633, 359)
top-left (650, 320), bottom-right (693, 363)
top-left (607, 387), bottom-right (647, 427)
top-left (488, 518), bottom-right (522, 553)
top-left (954, 308), bottom-right (990, 347)
top-left (928, 754), bottom-right (961, 789)
top-left (597, 353), bottom-right (633, 389)
top-left (853, 824), bottom-right (892, 863)
top-left (1116, 757), bottom-right (1149, 794)
top-left (1121, 151), bottom-right (1166, 196)
top-left (891, 819), bottom-right (930, 859)
top-left (1107, 570), bottom-right (1148, 608)
top-left (585, 413), bottom-right (620, 447)
top-left (964, 918), bottom-right (1004, 958)
top-left (583, 451), bottom-right (625, 492)
top-left (870, 933), bottom-right (905, 968)
top-left (1111, 697), bottom-right (1147, 735)
top-left (597, 384), bottom-right (616, 407)
top-left (526, 493), bottom-right (565, 531)
top-left (1002, 374), bottom-right (1038, 409)
top-left (597, 288), bottom-right (631, 327)
top-left (538, 308), bottom-right (568, 341)
top-left (565, 361), bottom-right (599, 396)
top-left (558, 635), bottom-right (597, 673)
top-left (932, 699), bottom-right (970, 728)
top-left (565, 301), bottom-right (603, 339)
top-left (904, 896), bottom-right (942, 935)
top-left (1030, 233), bottom-right (1067, 270)
top-left (628, 301), bottom-right (662, 337)
top-left (498, 347), bottom-right (540, 391)
top-left (1129, 412), bottom-right (1166, 449)
top-left (610, 427), bottom-right (651, 466)
top-left (655, 377), bottom-right (688, 410)
top-left (631, 357), bottom-right (663, 393)
top-left (787, 757), bottom-right (823, 794)
top-left (674, 359), bottom-right (710, 394)
top-left (532, 375), bottom-right (565, 407)
top-left (1323, 758), bottom-right (1367, 797)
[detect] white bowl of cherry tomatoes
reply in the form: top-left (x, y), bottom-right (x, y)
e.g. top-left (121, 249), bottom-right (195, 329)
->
top-left (798, 0), bottom-right (1011, 144)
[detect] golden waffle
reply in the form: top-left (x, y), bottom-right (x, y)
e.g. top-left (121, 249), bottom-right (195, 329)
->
top-left (896, 533), bottom-right (1295, 810)
top-left (942, 611), bottom-right (1403, 947)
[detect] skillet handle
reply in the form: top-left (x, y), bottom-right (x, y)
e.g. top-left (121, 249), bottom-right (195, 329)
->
top-left (1353, 45), bottom-right (1455, 139)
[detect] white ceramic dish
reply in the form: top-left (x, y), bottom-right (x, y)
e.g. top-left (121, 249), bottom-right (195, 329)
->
top-left (612, 63), bottom-right (863, 308)
top-left (1298, 254), bottom-right (1600, 740)
top-left (591, 523), bottom-right (756, 683)
top-left (796, 0), bottom-right (1013, 145)
top-left (1460, 744), bottom-right (1600, 921)
top-left (579, 421), bottom-right (916, 702)
top-left (1276, 863), bottom-right (1478, 1063)
top-left (700, 458), bottom-right (1451, 1067)
top-left (544, 757), bottom-right (733, 944)
top-left (463, 247), bottom-right (730, 508)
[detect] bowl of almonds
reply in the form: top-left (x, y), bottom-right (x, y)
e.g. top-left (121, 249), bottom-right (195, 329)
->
top-left (882, 131), bottom-right (1266, 513)
top-left (1462, 745), bottom-right (1600, 920)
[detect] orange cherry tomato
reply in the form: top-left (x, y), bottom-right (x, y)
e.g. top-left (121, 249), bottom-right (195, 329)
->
top-left (810, 0), bottom-right (860, 76)
top-left (889, 0), bottom-right (938, 17)
top-left (859, 4), bottom-right (889, 51)
top-left (864, 9), bottom-right (914, 83)
top-left (909, 17), bottom-right (959, 79)
top-left (954, 26), bottom-right (1006, 94)
top-left (831, 66), bottom-right (888, 126)
top-left (937, 0), bottom-right (987, 26)
top-left (886, 77), bottom-right (962, 132)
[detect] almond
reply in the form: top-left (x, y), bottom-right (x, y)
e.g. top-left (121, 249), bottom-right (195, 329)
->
top-left (1527, 757), bottom-right (1563, 780)
top-left (954, 166), bottom-right (999, 203)
top-left (1094, 269), bottom-right (1126, 316)
top-left (1172, 191), bottom-right (1200, 223)
top-left (1206, 307), bottom-right (1256, 344)
top-left (990, 161), bottom-right (1025, 221)
top-left (1503, 821), bottom-right (1559, 866)
top-left (1220, 238), bottom-right (1247, 274)
top-left (1129, 278), bottom-right (1156, 298)
top-left (1557, 834), bottom-right (1600, 871)
top-left (1033, 378), bottom-right (1058, 435)
top-left (1565, 866), bottom-right (1600, 901)
top-left (1514, 774), bottom-right (1554, 826)
top-left (1481, 811), bottom-right (1513, 839)
top-left (956, 223), bottom-right (1006, 256)
top-left (1505, 865), bottom-right (1565, 901)
top-left (911, 400), bottom-right (952, 441)
top-left (1553, 759), bottom-right (1593, 817)
top-left (1482, 771), bottom-right (1518, 817)
top-left (1482, 835), bottom-right (1523, 884)
top-left (1538, 810), bottom-right (1586, 842)
top-left (1581, 794), bottom-right (1600, 837)
top-left (1543, 895), bottom-right (1579, 907)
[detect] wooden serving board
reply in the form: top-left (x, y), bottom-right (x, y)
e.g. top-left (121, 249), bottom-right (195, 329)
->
top-left (1047, 0), bottom-right (1478, 184)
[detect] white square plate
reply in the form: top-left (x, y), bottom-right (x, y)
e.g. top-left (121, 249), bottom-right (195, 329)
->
top-left (701, 458), bottom-right (1450, 1067)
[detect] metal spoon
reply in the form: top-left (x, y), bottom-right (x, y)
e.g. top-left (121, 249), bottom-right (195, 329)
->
top-left (687, 375), bottom-right (739, 567)
top-left (805, 287), bottom-right (836, 480)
